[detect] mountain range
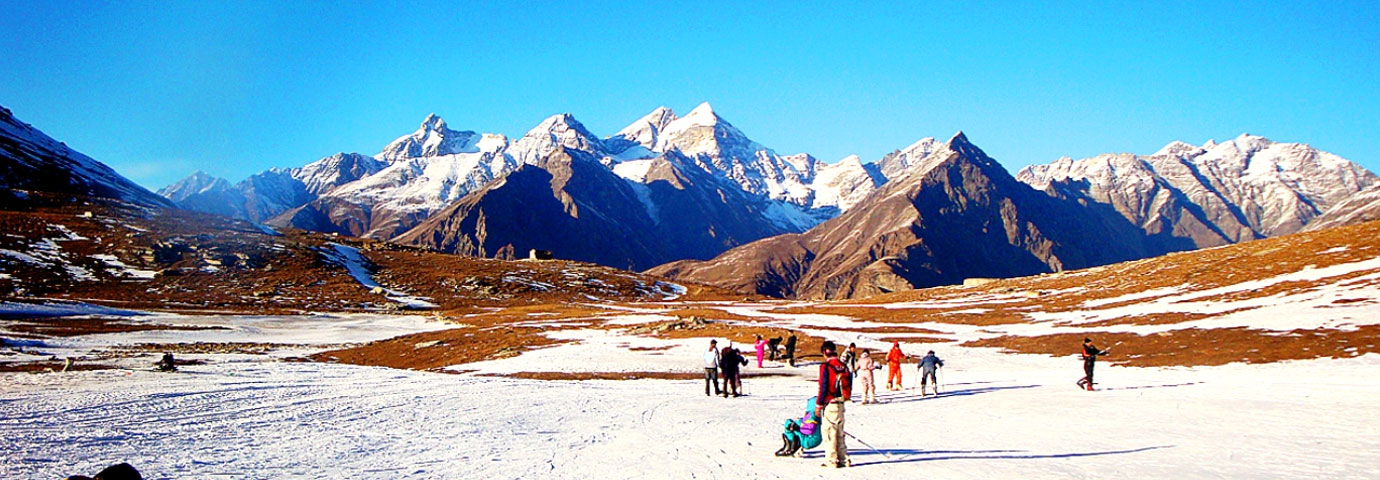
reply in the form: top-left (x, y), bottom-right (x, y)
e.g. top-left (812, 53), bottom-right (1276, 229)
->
top-left (2, 102), bottom-right (1375, 299)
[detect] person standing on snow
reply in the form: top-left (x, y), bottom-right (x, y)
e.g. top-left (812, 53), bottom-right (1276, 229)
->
top-left (784, 334), bottom-right (798, 367)
top-left (918, 350), bottom-right (944, 396)
top-left (815, 341), bottom-right (852, 468)
top-left (886, 342), bottom-right (908, 390)
top-left (704, 340), bottom-right (722, 396)
top-left (754, 334), bottom-right (767, 368)
top-left (842, 343), bottom-right (859, 378)
top-left (1077, 338), bottom-right (1108, 391)
top-left (721, 344), bottom-right (748, 397)
top-left (857, 348), bottom-right (880, 404)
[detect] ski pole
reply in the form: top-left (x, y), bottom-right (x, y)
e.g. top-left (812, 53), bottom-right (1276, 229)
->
top-left (844, 431), bottom-right (892, 460)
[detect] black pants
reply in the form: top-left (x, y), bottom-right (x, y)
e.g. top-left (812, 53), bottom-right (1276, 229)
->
top-left (722, 370), bottom-right (740, 396)
top-left (705, 368), bottom-right (720, 395)
top-left (1083, 359), bottom-right (1096, 384)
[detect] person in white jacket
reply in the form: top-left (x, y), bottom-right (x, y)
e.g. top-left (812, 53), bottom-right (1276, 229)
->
top-left (704, 339), bottom-right (721, 396)
top-left (857, 348), bottom-right (880, 404)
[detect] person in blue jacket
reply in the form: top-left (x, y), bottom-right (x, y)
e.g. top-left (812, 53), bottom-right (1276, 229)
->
top-left (775, 397), bottom-right (823, 457)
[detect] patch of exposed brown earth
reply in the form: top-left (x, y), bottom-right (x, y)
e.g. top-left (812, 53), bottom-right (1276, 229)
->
top-left (0, 361), bottom-right (117, 373)
top-left (311, 325), bottom-right (571, 371)
top-left (484, 371), bottom-right (796, 381)
top-left (872, 336), bottom-right (956, 345)
top-left (4, 317), bottom-right (229, 337)
top-left (660, 307), bottom-right (761, 322)
top-left (852, 220), bottom-right (1380, 315)
top-left (1070, 309), bottom-right (1258, 328)
top-left (775, 305), bottom-right (1032, 326)
top-left (962, 325), bottom-right (1380, 367)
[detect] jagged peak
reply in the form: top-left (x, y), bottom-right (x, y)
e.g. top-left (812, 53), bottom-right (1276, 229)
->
top-left (530, 112), bottom-right (585, 131)
top-left (613, 107), bottom-right (679, 139)
top-left (1153, 140), bottom-right (1202, 157)
top-left (679, 102), bottom-right (721, 126)
top-left (946, 131), bottom-right (970, 148)
top-left (419, 113), bottom-right (446, 132)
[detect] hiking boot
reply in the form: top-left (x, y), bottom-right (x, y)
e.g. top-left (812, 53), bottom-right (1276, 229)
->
top-left (775, 434), bottom-right (793, 456)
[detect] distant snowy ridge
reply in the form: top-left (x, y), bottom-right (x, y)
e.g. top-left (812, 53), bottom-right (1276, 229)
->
top-left (1017, 133), bottom-right (1378, 245)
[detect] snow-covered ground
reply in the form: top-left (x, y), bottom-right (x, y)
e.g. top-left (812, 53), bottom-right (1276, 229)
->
top-left (4, 309), bottom-right (1380, 479)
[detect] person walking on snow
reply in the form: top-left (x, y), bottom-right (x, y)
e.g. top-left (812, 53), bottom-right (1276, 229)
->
top-left (754, 334), bottom-right (767, 368)
top-left (886, 342), bottom-right (908, 390)
top-left (815, 341), bottom-right (852, 468)
top-left (918, 350), bottom-right (944, 396)
top-left (1077, 337), bottom-right (1107, 391)
top-left (704, 340), bottom-right (721, 396)
top-left (857, 348), bottom-right (880, 404)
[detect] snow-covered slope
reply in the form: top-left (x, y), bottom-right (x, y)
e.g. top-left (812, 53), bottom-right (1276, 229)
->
top-left (1017, 134), bottom-right (1378, 245)
top-left (377, 114), bottom-right (479, 161)
top-left (0, 106), bottom-right (172, 208)
top-left (157, 171), bottom-right (229, 203)
top-left (1305, 183), bottom-right (1380, 232)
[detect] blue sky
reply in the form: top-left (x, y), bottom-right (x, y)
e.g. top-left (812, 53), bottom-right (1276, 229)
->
top-left (2, 1), bottom-right (1377, 189)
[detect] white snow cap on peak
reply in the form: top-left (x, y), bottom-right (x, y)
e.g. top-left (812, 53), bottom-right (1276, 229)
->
top-left (420, 113), bottom-right (446, 131)
top-left (1153, 140), bottom-right (1202, 157)
top-left (681, 102), bottom-right (720, 125)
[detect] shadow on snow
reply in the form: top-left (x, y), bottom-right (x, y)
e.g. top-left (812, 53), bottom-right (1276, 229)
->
top-left (849, 445), bottom-right (1173, 466)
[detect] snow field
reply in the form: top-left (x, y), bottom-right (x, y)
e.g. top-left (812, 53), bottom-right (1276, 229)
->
top-left (5, 347), bottom-right (1379, 479)
top-left (4, 295), bottom-right (1380, 479)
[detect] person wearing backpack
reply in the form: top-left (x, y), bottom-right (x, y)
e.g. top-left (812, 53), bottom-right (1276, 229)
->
top-left (814, 341), bottom-right (852, 468)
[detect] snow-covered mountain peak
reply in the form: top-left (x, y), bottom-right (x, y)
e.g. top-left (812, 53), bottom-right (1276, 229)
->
top-left (1153, 140), bottom-right (1203, 157)
top-left (159, 170), bottom-right (231, 201)
top-left (508, 113), bottom-right (607, 165)
top-left (609, 107), bottom-right (678, 153)
top-left (873, 137), bottom-right (943, 180)
top-left (420, 113), bottom-right (446, 132)
top-left (681, 102), bottom-right (720, 126)
top-left (378, 114), bottom-right (480, 161)
top-left (655, 103), bottom-right (763, 157)
top-left (1215, 133), bottom-right (1273, 156)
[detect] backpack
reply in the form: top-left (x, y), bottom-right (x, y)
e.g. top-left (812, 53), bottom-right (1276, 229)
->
top-left (828, 358), bottom-right (852, 401)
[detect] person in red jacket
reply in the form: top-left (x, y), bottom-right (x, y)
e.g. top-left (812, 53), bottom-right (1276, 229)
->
top-left (814, 341), bottom-right (852, 468)
top-left (885, 342), bottom-right (908, 390)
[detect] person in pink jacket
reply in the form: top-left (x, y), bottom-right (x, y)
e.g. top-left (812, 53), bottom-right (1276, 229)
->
top-left (754, 334), bottom-right (767, 368)
top-left (857, 348), bottom-right (880, 404)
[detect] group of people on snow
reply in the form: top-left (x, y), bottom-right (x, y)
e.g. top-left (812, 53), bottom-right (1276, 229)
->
top-left (703, 339), bottom-right (750, 397)
top-left (701, 333), bottom-right (1111, 468)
